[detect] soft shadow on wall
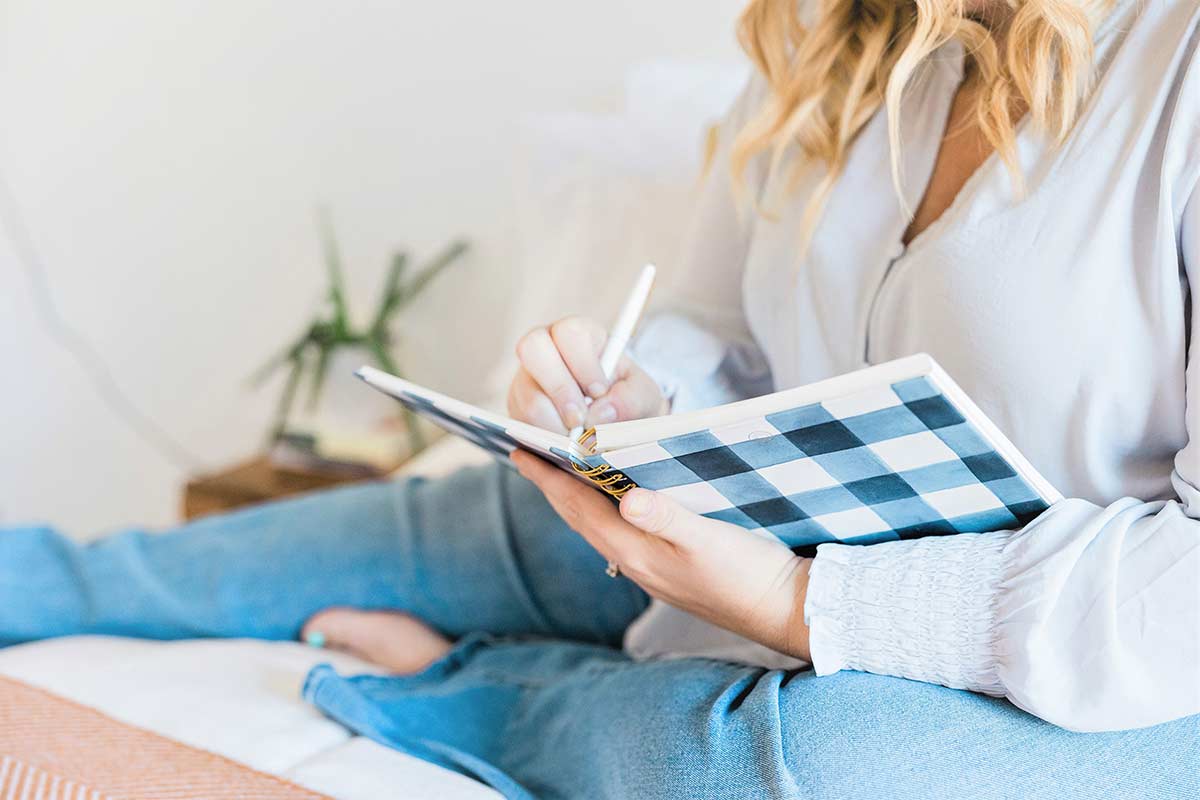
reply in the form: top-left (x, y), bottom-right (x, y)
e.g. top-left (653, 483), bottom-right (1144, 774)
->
top-left (0, 0), bottom-right (747, 536)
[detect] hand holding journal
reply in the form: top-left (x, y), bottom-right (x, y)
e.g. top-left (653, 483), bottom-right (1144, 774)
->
top-left (357, 353), bottom-right (1061, 552)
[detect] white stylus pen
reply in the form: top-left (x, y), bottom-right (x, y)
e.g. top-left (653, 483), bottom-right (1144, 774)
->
top-left (568, 263), bottom-right (657, 441)
top-left (598, 263), bottom-right (657, 380)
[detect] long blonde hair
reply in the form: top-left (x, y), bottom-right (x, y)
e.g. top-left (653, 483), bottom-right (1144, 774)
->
top-left (731, 0), bottom-right (1109, 233)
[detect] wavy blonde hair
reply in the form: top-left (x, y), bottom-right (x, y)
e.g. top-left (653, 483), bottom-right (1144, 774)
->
top-left (731, 0), bottom-right (1110, 234)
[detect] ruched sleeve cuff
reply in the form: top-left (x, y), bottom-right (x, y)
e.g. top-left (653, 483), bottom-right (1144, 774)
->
top-left (803, 530), bottom-right (1014, 696)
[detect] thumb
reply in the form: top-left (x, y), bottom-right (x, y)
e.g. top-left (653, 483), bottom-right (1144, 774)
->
top-left (619, 489), bottom-right (700, 544)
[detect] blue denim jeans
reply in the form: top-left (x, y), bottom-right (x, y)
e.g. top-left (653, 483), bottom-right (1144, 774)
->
top-left (3, 463), bottom-right (1196, 799)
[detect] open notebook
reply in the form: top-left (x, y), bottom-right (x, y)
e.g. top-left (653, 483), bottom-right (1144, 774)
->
top-left (357, 354), bottom-right (1061, 551)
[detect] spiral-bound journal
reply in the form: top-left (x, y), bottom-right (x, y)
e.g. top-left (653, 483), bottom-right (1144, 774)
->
top-left (357, 354), bottom-right (1061, 551)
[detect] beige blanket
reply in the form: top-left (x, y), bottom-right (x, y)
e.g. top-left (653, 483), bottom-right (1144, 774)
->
top-left (0, 675), bottom-right (330, 799)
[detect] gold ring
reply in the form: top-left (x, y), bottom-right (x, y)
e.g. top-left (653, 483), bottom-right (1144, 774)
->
top-left (605, 561), bottom-right (621, 578)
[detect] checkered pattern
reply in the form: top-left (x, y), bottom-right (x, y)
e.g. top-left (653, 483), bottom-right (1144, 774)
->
top-left (594, 377), bottom-right (1050, 551)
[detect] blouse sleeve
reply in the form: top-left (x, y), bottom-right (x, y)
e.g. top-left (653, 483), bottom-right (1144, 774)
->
top-left (629, 77), bottom-right (774, 413)
top-left (802, 187), bottom-right (1200, 732)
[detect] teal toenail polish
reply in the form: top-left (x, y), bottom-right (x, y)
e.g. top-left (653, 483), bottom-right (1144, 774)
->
top-left (305, 631), bottom-right (326, 648)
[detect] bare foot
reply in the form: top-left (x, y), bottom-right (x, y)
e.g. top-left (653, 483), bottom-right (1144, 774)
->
top-left (300, 608), bottom-right (453, 674)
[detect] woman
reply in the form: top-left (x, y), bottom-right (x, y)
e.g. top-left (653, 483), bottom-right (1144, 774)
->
top-left (5, 0), bottom-right (1198, 797)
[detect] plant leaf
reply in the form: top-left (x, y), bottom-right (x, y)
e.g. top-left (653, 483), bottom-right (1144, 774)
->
top-left (306, 341), bottom-right (333, 409)
top-left (270, 353), bottom-right (305, 441)
top-left (367, 337), bottom-right (400, 376)
top-left (248, 330), bottom-right (311, 387)
top-left (402, 405), bottom-right (427, 455)
top-left (318, 208), bottom-right (350, 336)
top-left (371, 251), bottom-right (408, 332)
top-left (395, 239), bottom-right (469, 310)
top-left (365, 340), bottom-right (426, 455)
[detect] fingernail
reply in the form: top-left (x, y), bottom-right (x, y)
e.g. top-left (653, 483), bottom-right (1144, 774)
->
top-left (587, 382), bottom-right (608, 399)
top-left (589, 400), bottom-right (617, 424)
top-left (304, 631), bottom-right (326, 648)
top-left (623, 490), bottom-right (653, 519)
top-left (563, 402), bottom-right (585, 428)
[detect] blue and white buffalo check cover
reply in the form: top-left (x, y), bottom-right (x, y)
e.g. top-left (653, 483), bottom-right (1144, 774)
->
top-left (357, 357), bottom-right (1061, 553)
top-left (587, 376), bottom-right (1057, 552)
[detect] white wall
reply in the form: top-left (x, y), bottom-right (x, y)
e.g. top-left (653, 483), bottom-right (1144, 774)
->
top-left (0, 1), bottom-right (746, 537)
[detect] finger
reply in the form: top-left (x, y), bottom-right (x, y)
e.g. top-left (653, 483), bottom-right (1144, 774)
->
top-left (549, 316), bottom-right (609, 399)
top-left (585, 361), bottom-right (667, 427)
top-left (619, 488), bottom-right (713, 547)
top-left (609, 353), bottom-right (640, 381)
top-left (513, 450), bottom-right (620, 529)
top-left (512, 451), bottom-right (656, 567)
top-left (512, 451), bottom-right (622, 559)
top-left (507, 369), bottom-right (567, 432)
top-left (515, 327), bottom-right (588, 430)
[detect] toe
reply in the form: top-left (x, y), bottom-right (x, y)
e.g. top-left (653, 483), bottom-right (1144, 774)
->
top-left (300, 607), bottom-right (453, 674)
top-left (300, 607), bottom-right (355, 648)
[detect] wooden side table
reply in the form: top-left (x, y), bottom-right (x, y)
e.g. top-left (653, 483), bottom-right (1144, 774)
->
top-left (182, 456), bottom-right (384, 521)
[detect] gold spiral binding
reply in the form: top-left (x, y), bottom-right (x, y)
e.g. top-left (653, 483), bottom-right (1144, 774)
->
top-left (570, 427), bottom-right (636, 498)
top-left (575, 427), bottom-right (599, 454)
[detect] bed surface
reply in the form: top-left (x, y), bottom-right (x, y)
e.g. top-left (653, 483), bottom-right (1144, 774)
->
top-left (0, 635), bottom-right (501, 800)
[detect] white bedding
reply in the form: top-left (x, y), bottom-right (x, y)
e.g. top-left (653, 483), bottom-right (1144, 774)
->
top-left (0, 635), bottom-right (501, 800)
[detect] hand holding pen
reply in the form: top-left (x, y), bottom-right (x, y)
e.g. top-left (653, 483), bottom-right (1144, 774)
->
top-left (507, 264), bottom-right (665, 435)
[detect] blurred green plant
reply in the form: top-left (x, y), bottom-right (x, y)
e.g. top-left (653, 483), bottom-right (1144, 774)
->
top-left (251, 211), bottom-right (468, 457)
